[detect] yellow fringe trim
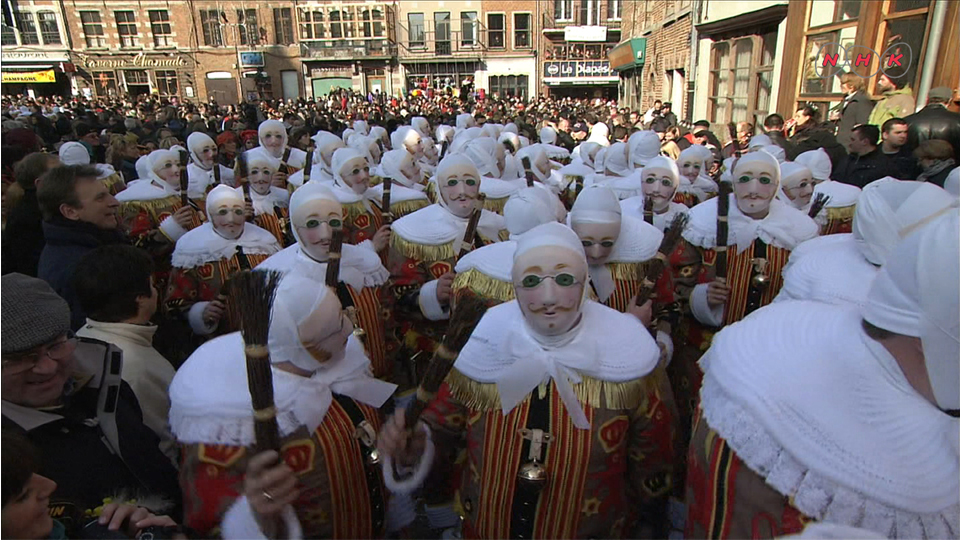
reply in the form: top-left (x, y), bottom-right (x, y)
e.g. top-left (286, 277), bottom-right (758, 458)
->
top-left (453, 269), bottom-right (516, 302)
top-left (391, 198), bottom-right (430, 219)
top-left (120, 195), bottom-right (181, 213)
top-left (390, 234), bottom-right (455, 262)
top-left (483, 196), bottom-right (508, 215)
top-left (341, 200), bottom-right (372, 223)
top-left (425, 182), bottom-right (439, 203)
top-left (445, 368), bottom-right (647, 411)
top-left (608, 261), bottom-right (644, 281)
top-left (497, 229), bottom-right (510, 242)
top-left (826, 205), bottom-right (856, 220)
top-left (369, 175), bottom-right (383, 187)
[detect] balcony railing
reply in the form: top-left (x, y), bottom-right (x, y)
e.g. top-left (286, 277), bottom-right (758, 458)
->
top-left (542, 12), bottom-right (621, 30)
top-left (396, 20), bottom-right (488, 59)
top-left (300, 39), bottom-right (397, 60)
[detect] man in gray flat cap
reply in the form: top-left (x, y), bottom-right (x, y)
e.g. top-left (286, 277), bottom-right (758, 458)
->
top-left (1, 273), bottom-right (181, 535)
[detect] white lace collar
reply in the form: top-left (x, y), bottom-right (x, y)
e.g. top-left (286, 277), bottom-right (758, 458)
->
top-left (391, 203), bottom-right (505, 246)
top-left (115, 178), bottom-right (178, 202)
top-left (257, 242), bottom-right (389, 290)
top-left (454, 239), bottom-right (517, 282)
top-left (683, 194), bottom-right (819, 252)
top-left (171, 222), bottom-right (281, 268)
top-left (777, 234), bottom-right (878, 308)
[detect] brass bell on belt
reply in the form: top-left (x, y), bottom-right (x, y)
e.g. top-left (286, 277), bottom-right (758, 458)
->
top-left (517, 460), bottom-right (548, 492)
top-left (366, 447), bottom-right (381, 466)
top-left (751, 272), bottom-right (770, 290)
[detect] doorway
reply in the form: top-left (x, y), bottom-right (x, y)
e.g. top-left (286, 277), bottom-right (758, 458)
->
top-left (206, 77), bottom-right (238, 105)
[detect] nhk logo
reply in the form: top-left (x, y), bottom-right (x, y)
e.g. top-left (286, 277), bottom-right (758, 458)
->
top-left (814, 41), bottom-right (913, 79)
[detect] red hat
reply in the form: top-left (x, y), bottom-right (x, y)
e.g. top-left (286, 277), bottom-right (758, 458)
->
top-left (239, 130), bottom-right (258, 143)
top-left (217, 131), bottom-right (239, 146)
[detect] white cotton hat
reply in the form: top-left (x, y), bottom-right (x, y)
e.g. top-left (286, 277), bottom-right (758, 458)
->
top-left (732, 149), bottom-right (781, 190)
top-left (796, 148), bottom-right (832, 182)
top-left (135, 155), bottom-right (152, 180)
top-left (570, 184), bottom-right (622, 225)
top-left (678, 145), bottom-right (706, 168)
top-left (642, 156), bottom-right (680, 182)
top-left (456, 113), bottom-right (475, 131)
top-left (349, 135), bottom-right (379, 167)
top-left (268, 273), bottom-right (333, 371)
top-left (59, 141), bottom-right (90, 166)
top-left (391, 126), bottom-right (420, 153)
top-left (169, 144), bottom-right (187, 157)
top-left (411, 116), bottom-right (429, 138)
top-left (435, 125), bottom-right (454, 144)
top-left (481, 124), bottom-right (501, 139)
top-left (579, 142), bottom-right (602, 169)
top-left (378, 149), bottom-right (411, 184)
top-left (353, 120), bottom-right (369, 135)
top-left (342, 128), bottom-right (356, 145)
top-left (516, 144), bottom-right (549, 181)
top-left (461, 137), bottom-right (499, 178)
top-left (862, 209), bottom-right (960, 410)
top-left (513, 221), bottom-right (585, 266)
top-left (748, 133), bottom-right (772, 148)
top-left (778, 162), bottom-right (813, 208)
top-left (187, 131), bottom-right (216, 166)
top-left (503, 122), bottom-right (519, 134)
top-left (499, 132), bottom-right (521, 154)
top-left (149, 148), bottom-right (180, 179)
top-left (258, 119), bottom-right (287, 158)
top-left (540, 126), bottom-right (558, 145)
top-left (505, 187), bottom-right (558, 238)
top-left (627, 131), bottom-right (661, 168)
top-left (759, 144), bottom-right (786, 163)
top-left (206, 183), bottom-right (244, 216)
top-left (370, 125), bottom-right (388, 145)
top-left (312, 130), bottom-right (340, 149)
top-left (852, 177), bottom-right (956, 265)
top-left (603, 142), bottom-right (632, 177)
top-left (245, 151), bottom-right (276, 173)
top-left (331, 147), bottom-right (365, 185)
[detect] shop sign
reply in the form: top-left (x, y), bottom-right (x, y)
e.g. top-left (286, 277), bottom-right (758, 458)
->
top-left (239, 52), bottom-right (264, 67)
top-left (1, 51), bottom-right (69, 62)
top-left (609, 38), bottom-right (646, 71)
top-left (543, 61), bottom-right (611, 79)
top-left (74, 52), bottom-right (190, 69)
top-left (1, 70), bottom-right (57, 83)
top-left (563, 26), bottom-right (607, 42)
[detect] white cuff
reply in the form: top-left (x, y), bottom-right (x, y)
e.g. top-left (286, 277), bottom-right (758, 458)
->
top-left (385, 491), bottom-right (418, 532)
top-left (418, 279), bottom-right (451, 321)
top-left (220, 496), bottom-right (303, 540)
top-left (357, 239), bottom-right (376, 253)
top-left (382, 423), bottom-right (435, 495)
top-left (656, 330), bottom-right (674, 367)
top-left (187, 301), bottom-right (218, 336)
top-left (690, 283), bottom-right (724, 327)
top-left (159, 215), bottom-right (188, 242)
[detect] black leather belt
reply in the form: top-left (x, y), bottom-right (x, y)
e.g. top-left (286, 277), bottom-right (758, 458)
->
top-left (744, 239), bottom-right (768, 316)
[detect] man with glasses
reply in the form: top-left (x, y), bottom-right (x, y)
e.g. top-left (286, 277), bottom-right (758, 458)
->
top-left (1, 273), bottom-right (181, 530)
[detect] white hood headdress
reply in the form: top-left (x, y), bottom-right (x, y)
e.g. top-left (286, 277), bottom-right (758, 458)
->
top-left (258, 119), bottom-right (287, 159)
top-left (796, 148), bottom-right (832, 182)
top-left (59, 141), bottom-right (90, 166)
top-left (778, 162), bottom-right (813, 210)
top-left (187, 132), bottom-right (217, 171)
top-left (461, 137), bottom-right (500, 178)
top-left (628, 131), bottom-right (661, 169)
top-left (410, 117), bottom-right (430, 138)
top-left (504, 187), bottom-right (559, 239)
top-left (603, 142), bottom-right (632, 178)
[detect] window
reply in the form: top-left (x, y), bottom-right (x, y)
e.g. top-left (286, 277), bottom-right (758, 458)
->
top-left (149, 10), bottom-right (172, 47)
top-left (115, 11), bottom-right (138, 48)
top-left (513, 13), bottom-right (531, 49)
top-left (890, 0), bottom-right (930, 12)
top-left (435, 12), bottom-right (450, 55)
top-left (708, 32), bottom-right (779, 128)
top-left (461, 12), bottom-right (477, 47)
top-left (274, 8), bottom-right (294, 45)
top-left (341, 7), bottom-right (356, 38)
top-left (92, 70), bottom-right (118, 96)
top-left (330, 11), bottom-right (343, 39)
top-left (37, 11), bottom-right (61, 44)
top-left (200, 10), bottom-right (223, 46)
top-left (299, 9), bottom-right (324, 39)
top-left (1, 25), bottom-right (16, 45)
top-left (408, 13), bottom-right (425, 48)
top-left (237, 9), bottom-right (259, 45)
top-left (487, 13), bottom-right (504, 48)
top-left (606, 0), bottom-right (622, 20)
top-left (579, 0), bottom-right (598, 25)
top-left (15, 12), bottom-right (39, 45)
top-left (808, 0), bottom-right (860, 27)
top-left (554, 0), bottom-right (574, 21)
top-left (80, 11), bottom-right (105, 48)
top-left (124, 69), bottom-right (149, 85)
top-left (155, 70), bottom-right (178, 95)
top-left (362, 9), bottom-right (384, 38)
top-left (489, 75), bottom-right (528, 100)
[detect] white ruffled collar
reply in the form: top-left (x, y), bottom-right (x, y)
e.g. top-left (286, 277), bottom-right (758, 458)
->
top-left (115, 178), bottom-right (178, 202)
top-left (368, 181), bottom-right (428, 205)
top-left (683, 194), bottom-right (819, 252)
top-left (391, 203), bottom-right (504, 246)
top-left (816, 179), bottom-right (862, 208)
top-left (455, 300), bottom-right (659, 428)
top-left (453, 239), bottom-right (517, 282)
top-left (700, 301), bottom-right (959, 538)
top-left (169, 332), bottom-right (396, 446)
top-left (479, 176), bottom-right (525, 199)
top-left (257, 242), bottom-right (389, 290)
top-left (171, 222), bottom-right (281, 268)
top-left (249, 186), bottom-right (290, 215)
top-left (607, 215), bottom-right (662, 263)
top-left (777, 234), bottom-right (878, 308)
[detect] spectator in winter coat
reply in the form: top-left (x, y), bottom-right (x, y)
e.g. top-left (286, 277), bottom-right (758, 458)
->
top-left (880, 118), bottom-right (920, 179)
top-left (833, 124), bottom-right (891, 188)
top-left (789, 105), bottom-right (847, 170)
top-left (904, 87), bottom-right (960, 162)
top-left (867, 67), bottom-right (915, 129)
top-left (761, 114), bottom-right (799, 160)
top-left (833, 73), bottom-right (875, 152)
top-left (913, 139), bottom-right (957, 188)
top-left (2, 153), bottom-right (60, 278)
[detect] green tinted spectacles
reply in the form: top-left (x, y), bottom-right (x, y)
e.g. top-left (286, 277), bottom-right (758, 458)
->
top-left (519, 273), bottom-right (580, 289)
top-left (446, 178), bottom-right (478, 187)
top-left (581, 240), bottom-right (615, 248)
top-left (304, 218), bottom-right (343, 228)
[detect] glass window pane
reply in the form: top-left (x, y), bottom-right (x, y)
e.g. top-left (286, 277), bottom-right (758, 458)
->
top-left (889, 0), bottom-right (930, 13)
top-left (809, 0), bottom-right (859, 27)
top-left (38, 11), bottom-right (60, 44)
top-left (15, 13), bottom-right (39, 45)
top-left (880, 16), bottom-right (926, 91)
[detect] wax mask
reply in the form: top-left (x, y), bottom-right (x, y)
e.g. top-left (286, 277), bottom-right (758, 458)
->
top-left (404, 132), bottom-right (424, 159)
top-left (210, 200), bottom-right (246, 239)
top-left (679, 157), bottom-right (702, 182)
top-left (782, 171), bottom-right (815, 207)
top-left (494, 144), bottom-right (507, 177)
top-left (249, 163), bottom-right (275, 196)
top-left (422, 139), bottom-right (439, 164)
top-left (298, 291), bottom-right (352, 365)
top-left (400, 154), bottom-right (422, 186)
top-left (642, 167), bottom-right (679, 212)
top-left (321, 140), bottom-right (346, 169)
top-left (534, 151), bottom-right (551, 179)
top-left (154, 155), bottom-right (180, 186)
top-left (513, 246), bottom-right (587, 336)
top-left (733, 160), bottom-right (778, 217)
top-left (293, 198), bottom-right (343, 261)
top-left (439, 164), bottom-right (481, 218)
top-left (571, 221), bottom-right (621, 265)
top-left (339, 156), bottom-right (370, 195)
top-left (368, 142), bottom-right (382, 165)
top-left (261, 127), bottom-right (285, 156)
top-left (197, 141), bottom-right (218, 168)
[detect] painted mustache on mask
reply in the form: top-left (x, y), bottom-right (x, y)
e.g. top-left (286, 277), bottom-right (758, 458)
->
top-left (528, 304), bottom-right (576, 314)
top-left (449, 193), bottom-right (479, 201)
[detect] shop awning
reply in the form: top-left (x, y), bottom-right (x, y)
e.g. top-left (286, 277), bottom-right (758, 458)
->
top-left (695, 4), bottom-right (788, 38)
top-left (2, 69), bottom-right (57, 83)
top-left (608, 38), bottom-right (646, 72)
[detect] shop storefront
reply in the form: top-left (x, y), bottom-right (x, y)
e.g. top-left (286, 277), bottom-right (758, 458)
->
top-left (401, 60), bottom-right (482, 96)
top-left (542, 60), bottom-right (618, 99)
top-left (609, 38), bottom-right (647, 108)
top-left (0, 50), bottom-right (72, 98)
top-left (477, 57), bottom-right (537, 101)
top-left (73, 52), bottom-right (195, 100)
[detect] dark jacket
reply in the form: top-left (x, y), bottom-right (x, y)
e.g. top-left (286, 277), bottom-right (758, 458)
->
top-left (38, 218), bottom-right (126, 330)
top-left (556, 129), bottom-right (576, 152)
top-left (833, 147), bottom-right (892, 188)
top-left (882, 146), bottom-right (921, 180)
top-left (790, 122), bottom-right (847, 170)
top-left (118, 158), bottom-right (139, 183)
top-left (835, 90), bottom-right (875, 152)
top-left (2, 342), bottom-right (181, 534)
top-left (2, 189), bottom-right (45, 277)
top-left (764, 130), bottom-right (799, 161)
top-left (904, 104), bottom-right (960, 161)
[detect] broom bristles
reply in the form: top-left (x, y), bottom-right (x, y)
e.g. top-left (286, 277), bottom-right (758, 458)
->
top-left (228, 269), bottom-right (283, 347)
top-left (808, 192), bottom-right (831, 219)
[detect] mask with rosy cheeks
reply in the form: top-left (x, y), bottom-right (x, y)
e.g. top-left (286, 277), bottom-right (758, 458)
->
top-left (261, 129), bottom-right (285, 157)
top-left (249, 164), bottom-right (275, 195)
top-left (399, 155), bottom-right (422, 186)
top-left (293, 198), bottom-right (343, 261)
top-left (571, 221), bottom-right (620, 265)
top-left (297, 291), bottom-right (352, 365)
top-left (422, 139), bottom-right (439, 163)
top-left (197, 142), bottom-right (217, 168)
top-left (642, 170), bottom-right (678, 212)
top-left (679, 159), bottom-right (702, 181)
top-left (211, 201), bottom-right (246, 239)
top-left (154, 156), bottom-right (180, 187)
top-left (405, 135), bottom-right (423, 159)
top-left (339, 157), bottom-right (371, 195)
top-left (732, 152), bottom-right (780, 218)
top-left (513, 246), bottom-right (587, 336)
top-left (779, 163), bottom-right (815, 208)
top-left (439, 167), bottom-right (481, 218)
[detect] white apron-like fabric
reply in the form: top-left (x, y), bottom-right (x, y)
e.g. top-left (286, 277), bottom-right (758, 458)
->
top-left (683, 194), bottom-right (819, 252)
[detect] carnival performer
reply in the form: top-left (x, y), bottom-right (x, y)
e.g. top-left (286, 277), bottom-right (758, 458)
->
top-left (186, 131), bottom-right (236, 198)
top-left (370, 148), bottom-right (431, 220)
top-left (627, 130), bottom-right (662, 170)
top-left (243, 153), bottom-right (293, 247)
top-left (328, 147), bottom-right (391, 253)
top-left (58, 141), bottom-right (126, 195)
top-left (378, 221), bottom-right (675, 539)
top-left (795, 148), bottom-right (861, 234)
top-left (498, 131), bottom-right (524, 181)
top-left (539, 126), bottom-right (572, 163)
top-left (621, 156), bottom-right (689, 232)
top-left (242, 120), bottom-right (306, 190)
top-left (675, 145), bottom-right (719, 206)
top-left (288, 131), bottom-right (347, 189)
top-left (170, 273), bottom-right (425, 538)
top-left (164, 185), bottom-right (280, 340)
top-left (460, 137), bottom-right (522, 214)
top-left (387, 155), bottom-right (506, 383)
top-left (586, 142), bottom-right (644, 200)
top-left (685, 210), bottom-right (959, 539)
top-left (776, 178), bottom-right (954, 308)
